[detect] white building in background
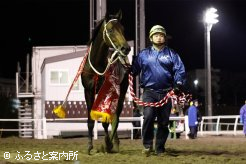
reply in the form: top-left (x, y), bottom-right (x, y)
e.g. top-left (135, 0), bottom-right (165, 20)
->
top-left (16, 42), bottom-right (134, 139)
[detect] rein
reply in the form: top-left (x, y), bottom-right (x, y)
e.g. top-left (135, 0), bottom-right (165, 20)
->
top-left (128, 73), bottom-right (192, 107)
top-left (56, 46), bottom-right (91, 108)
top-left (88, 46), bottom-right (120, 76)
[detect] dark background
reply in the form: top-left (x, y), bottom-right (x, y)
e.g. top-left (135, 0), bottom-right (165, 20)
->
top-left (1, 0), bottom-right (246, 78)
top-left (0, 0), bottom-right (246, 105)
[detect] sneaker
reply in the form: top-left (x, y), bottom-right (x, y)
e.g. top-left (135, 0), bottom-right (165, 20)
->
top-left (142, 148), bottom-right (151, 157)
top-left (155, 148), bottom-right (165, 157)
top-left (156, 152), bottom-right (165, 157)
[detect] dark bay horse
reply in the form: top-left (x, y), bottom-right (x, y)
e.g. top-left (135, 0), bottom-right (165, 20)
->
top-left (81, 10), bottom-right (131, 154)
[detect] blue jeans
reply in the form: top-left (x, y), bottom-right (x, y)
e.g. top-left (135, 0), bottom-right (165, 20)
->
top-left (189, 126), bottom-right (198, 139)
top-left (142, 89), bottom-right (172, 153)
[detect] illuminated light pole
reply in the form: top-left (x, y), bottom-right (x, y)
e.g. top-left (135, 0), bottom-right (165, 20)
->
top-left (203, 7), bottom-right (219, 118)
top-left (193, 79), bottom-right (199, 88)
top-left (193, 79), bottom-right (199, 99)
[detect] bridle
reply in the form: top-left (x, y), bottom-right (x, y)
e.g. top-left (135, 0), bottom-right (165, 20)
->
top-left (103, 19), bottom-right (127, 58)
top-left (88, 19), bottom-right (130, 76)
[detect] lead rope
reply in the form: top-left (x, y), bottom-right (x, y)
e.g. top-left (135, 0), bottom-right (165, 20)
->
top-left (128, 72), bottom-right (192, 107)
top-left (60, 45), bottom-right (91, 107)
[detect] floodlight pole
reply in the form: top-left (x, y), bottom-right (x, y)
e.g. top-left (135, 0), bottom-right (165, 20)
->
top-left (203, 7), bottom-right (218, 121)
top-left (205, 23), bottom-right (212, 117)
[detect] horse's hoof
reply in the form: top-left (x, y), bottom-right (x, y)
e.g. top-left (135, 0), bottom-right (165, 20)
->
top-left (87, 143), bottom-right (93, 155)
top-left (113, 139), bottom-right (120, 153)
top-left (105, 142), bottom-right (113, 153)
top-left (100, 145), bottom-right (105, 153)
top-left (113, 143), bottom-right (119, 153)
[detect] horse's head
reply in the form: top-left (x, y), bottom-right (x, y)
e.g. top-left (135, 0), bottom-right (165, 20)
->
top-left (103, 10), bottom-right (131, 57)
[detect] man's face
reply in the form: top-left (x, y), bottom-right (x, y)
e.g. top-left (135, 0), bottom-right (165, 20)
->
top-left (194, 101), bottom-right (199, 107)
top-left (151, 33), bottom-right (165, 46)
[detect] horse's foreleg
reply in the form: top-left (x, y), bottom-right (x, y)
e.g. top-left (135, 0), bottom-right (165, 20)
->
top-left (109, 93), bottom-right (125, 143)
top-left (102, 122), bottom-right (113, 153)
top-left (110, 74), bottom-right (129, 152)
top-left (84, 89), bottom-right (95, 155)
top-left (111, 117), bottom-right (120, 152)
top-left (87, 118), bottom-right (94, 154)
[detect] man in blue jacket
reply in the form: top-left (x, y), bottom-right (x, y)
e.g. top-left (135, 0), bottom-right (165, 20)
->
top-left (186, 99), bottom-right (201, 139)
top-left (131, 25), bottom-right (186, 156)
top-left (240, 100), bottom-right (246, 137)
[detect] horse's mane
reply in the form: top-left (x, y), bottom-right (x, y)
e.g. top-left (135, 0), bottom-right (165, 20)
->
top-left (87, 18), bottom-right (105, 45)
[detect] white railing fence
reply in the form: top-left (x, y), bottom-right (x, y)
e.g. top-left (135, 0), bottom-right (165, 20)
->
top-left (0, 115), bottom-right (244, 140)
top-left (0, 117), bottom-right (145, 140)
top-left (0, 116), bottom-right (188, 139)
top-left (199, 115), bottom-right (243, 136)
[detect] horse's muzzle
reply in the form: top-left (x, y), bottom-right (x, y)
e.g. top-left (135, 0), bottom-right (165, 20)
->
top-left (121, 46), bottom-right (131, 55)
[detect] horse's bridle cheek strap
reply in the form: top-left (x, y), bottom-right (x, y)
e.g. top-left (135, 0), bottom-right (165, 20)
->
top-left (103, 19), bottom-right (126, 57)
top-left (88, 20), bottom-right (129, 76)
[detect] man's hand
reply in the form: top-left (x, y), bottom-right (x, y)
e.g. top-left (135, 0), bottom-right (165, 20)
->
top-left (174, 83), bottom-right (183, 95)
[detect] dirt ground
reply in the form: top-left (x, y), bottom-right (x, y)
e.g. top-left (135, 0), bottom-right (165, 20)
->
top-left (0, 134), bottom-right (246, 164)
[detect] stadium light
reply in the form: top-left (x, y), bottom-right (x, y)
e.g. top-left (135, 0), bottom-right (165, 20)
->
top-left (193, 79), bottom-right (199, 87)
top-left (203, 7), bottom-right (219, 118)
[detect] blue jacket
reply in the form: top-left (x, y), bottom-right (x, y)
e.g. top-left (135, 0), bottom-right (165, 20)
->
top-left (187, 105), bottom-right (198, 127)
top-left (131, 46), bottom-right (186, 92)
top-left (240, 104), bottom-right (246, 123)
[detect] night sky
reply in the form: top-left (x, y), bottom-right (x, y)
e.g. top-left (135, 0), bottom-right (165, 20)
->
top-left (1, 0), bottom-right (246, 79)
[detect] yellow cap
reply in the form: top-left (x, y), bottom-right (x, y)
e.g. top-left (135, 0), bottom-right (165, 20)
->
top-left (149, 25), bottom-right (166, 38)
top-left (190, 101), bottom-right (193, 106)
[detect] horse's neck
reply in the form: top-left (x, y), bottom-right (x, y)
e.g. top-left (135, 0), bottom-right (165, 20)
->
top-left (92, 42), bottom-right (108, 58)
top-left (91, 33), bottom-right (109, 63)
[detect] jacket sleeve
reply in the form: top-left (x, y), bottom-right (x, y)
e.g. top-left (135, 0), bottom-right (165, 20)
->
top-left (197, 109), bottom-right (202, 122)
top-left (172, 51), bottom-right (186, 86)
top-left (131, 53), bottom-right (142, 76)
top-left (240, 106), bottom-right (246, 123)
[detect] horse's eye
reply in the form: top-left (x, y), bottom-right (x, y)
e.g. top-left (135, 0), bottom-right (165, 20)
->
top-left (107, 29), bottom-right (113, 33)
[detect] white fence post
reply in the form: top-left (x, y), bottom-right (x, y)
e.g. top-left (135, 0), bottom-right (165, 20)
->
top-left (216, 116), bottom-right (221, 135)
top-left (234, 116), bottom-right (239, 136)
top-left (185, 115), bottom-right (189, 139)
top-left (140, 116), bottom-right (143, 136)
top-left (200, 119), bottom-right (204, 136)
top-left (42, 117), bottom-right (47, 139)
top-left (94, 120), bottom-right (98, 140)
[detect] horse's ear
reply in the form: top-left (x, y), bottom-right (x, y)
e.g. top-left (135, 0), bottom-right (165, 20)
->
top-left (105, 9), bottom-right (122, 21)
top-left (115, 9), bottom-right (122, 21)
top-left (105, 11), bottom-right (110, 21)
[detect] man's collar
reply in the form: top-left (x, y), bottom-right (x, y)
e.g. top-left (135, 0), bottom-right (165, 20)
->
top-left (151, 45), bottom-right (166, 52)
